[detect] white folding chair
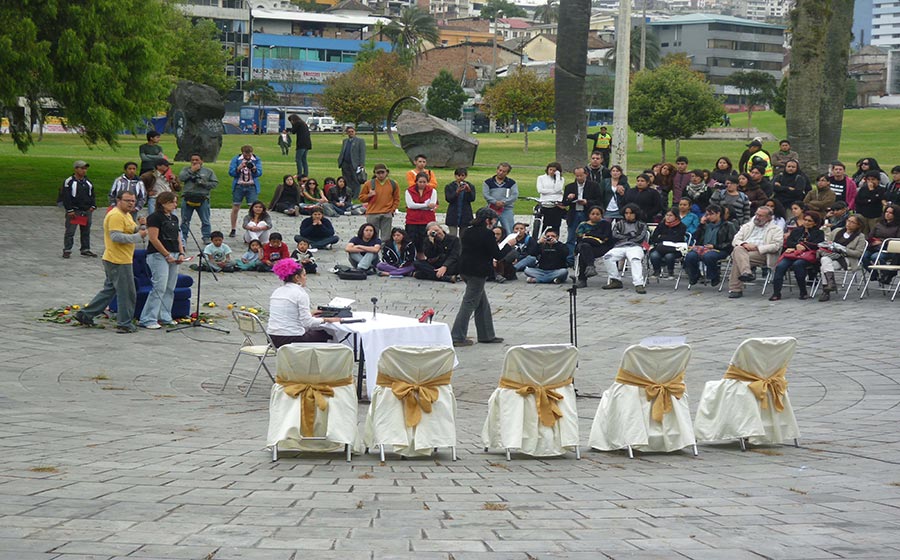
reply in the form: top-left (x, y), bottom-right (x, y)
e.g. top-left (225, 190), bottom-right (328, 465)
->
top-left (267, 343), bottom-right (358, 462)
top-left (482, 344), bottom-right (580, 460)
top-left (589, 343), bottom-right (697, 457)
top-left (718, 251), bottom-right (776, 294)
top-left (694, 337), bottom-right (800, 449)
top-left (223, 310), bottom-right (276, 396)
top-left (364, 345), bottom-right (457, 461)
top-left (839, 239), bottom-right (869, 300)
top-left (860, 238), bottom-right (900, 301)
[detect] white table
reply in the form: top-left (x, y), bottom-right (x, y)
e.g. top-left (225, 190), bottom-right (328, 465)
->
top-left (323, 312), bottom-right (456, 399)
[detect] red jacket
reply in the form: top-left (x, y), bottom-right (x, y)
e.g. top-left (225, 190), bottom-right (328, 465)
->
top-left (405, 185), bottom-right (437, 225)
top-left (263, 242), bottom-right (290, 264)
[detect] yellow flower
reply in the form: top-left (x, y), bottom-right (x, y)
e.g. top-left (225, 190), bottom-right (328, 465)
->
top-left (63, 309), bottom-right (70, 315)
top-left (207, 302), bottom-right (216, 308)
top-left (240, 306), bottom-right (246, 310)
top-left (227, 304), bottom-right (234, 310)
top-left (72, 304), bottom-right (81, 310)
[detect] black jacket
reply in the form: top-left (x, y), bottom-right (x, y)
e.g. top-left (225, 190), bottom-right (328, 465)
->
top-left (459, 225), bottom-right (512, 277)
top-left (783, 226), bottom-right (825, 251)
top-left (62, 175), bottom-right (96, 212)
top-left (600, 177), bottom-right (629, 211)
top-left (855, 185), bottom-right (886, 219)
top-left (423, 233), bottom-right (461, 274)
top-left (444, 181), bottom-right (476, 227)
top-left (562, 180), bottom-right (602, 222)
top-left (623, 187), bottom-right (662, 222)
top-left (694, 220), bottom-right (738, 253)
top-left (772, 171), bottom-right (810, 208)
top-left (535, 240), bottom-right (570, 270)
top-left (291, 120), bottom-right (312, 150)
top-left (650, 221), bottom-right (687, 253)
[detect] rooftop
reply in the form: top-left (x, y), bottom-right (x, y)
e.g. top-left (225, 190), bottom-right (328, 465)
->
top-left (648, 13), bottom-right (786, 30)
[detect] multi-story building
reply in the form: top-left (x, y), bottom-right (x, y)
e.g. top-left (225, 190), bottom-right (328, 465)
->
top-left (648, 14), bottom-right (785, 96)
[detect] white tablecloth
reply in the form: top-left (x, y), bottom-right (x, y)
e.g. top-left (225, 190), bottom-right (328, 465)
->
top-left (323, 312), bottom-right (456, 398)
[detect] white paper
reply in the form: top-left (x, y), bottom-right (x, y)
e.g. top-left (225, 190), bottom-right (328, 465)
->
top-left (327, 297), bottom-right (355, 308)
top-left (640, 336), bottom-right (687, 348)
top-left (498, 232), bottom-right (517, 250)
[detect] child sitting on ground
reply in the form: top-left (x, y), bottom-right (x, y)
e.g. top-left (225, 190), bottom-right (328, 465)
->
top-left (235, 239), bottom-right (263, 271)
top-left (259, 232), bottom-right (290, 272)
top-left (195, 230), bottom-right (235, 272)
top-left (291, 237), bottom-right (317, 274)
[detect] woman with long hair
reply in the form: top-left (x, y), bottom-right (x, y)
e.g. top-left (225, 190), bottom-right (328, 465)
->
top-left (817, 214), bottom-right (867, 301)
top-left (242, 200), bottom-right (273, 244)
top-left (139, 191), bottom-right (186, 329)
top-left (710, 157), bottom-right (734, 187)
top-left (376, 227), bottom-right (417, 277)
top-left (535, 161), bottom-right (566, 233)
top-left (405, 171), bottom-right (438, 258)
top-left (770, 210), bottom-right (825, 301)
top-left (269, 174), bottom-right (303, 216)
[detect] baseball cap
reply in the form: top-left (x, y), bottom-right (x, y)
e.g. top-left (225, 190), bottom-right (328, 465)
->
top-left (73, 160), bottom-right (89, 169)
top-left (746, 140), bottom-right (762, 148)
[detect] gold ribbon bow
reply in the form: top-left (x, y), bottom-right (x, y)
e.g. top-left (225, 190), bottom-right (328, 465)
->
top-left (376, 371), bottom-right (453, 428)
top-left (615, 368), bottom-right (686, 423)
top-left (276, 376), bottom-right (353, 437)
top-left (724, 365), bottom-right (787, 412)
top-left (498, 376), bottom-right (574, 427)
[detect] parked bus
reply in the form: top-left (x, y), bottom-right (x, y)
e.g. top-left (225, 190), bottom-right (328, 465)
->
top-left (239, 105), bottom-right (320, 134)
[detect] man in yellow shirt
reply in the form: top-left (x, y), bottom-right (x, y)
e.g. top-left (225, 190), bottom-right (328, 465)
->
top-left (73, 192), bottom-right (148, 333)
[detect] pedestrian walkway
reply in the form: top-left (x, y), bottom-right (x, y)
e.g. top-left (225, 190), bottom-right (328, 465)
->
top-left (0, 207), bottom-right (898, 559)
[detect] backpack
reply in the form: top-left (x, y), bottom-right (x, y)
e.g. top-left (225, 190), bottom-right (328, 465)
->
top-left (332, 264), bottom-right (368, 280)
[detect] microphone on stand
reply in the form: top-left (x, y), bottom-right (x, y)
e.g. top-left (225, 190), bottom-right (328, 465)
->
top-left (371, 297), bottom-right (378, 319)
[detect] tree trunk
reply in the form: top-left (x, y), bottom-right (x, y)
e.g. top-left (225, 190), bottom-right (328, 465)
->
top-left (818, 0), bottom-right (854, 168)
top-left (372, 130), bottom-right (379, 150)
top-left (675, 138), bottom-right (680, 157)
top-left (786, 0), bottom-right (831, 176)
top-left (524, 123), bottom-right (529, 152)
top-left (554, 0), bottom-right (591, 170)
top-left (660, 138), bottom-right (666, 162)
top-left (747, 108), bottom-right (753, 130)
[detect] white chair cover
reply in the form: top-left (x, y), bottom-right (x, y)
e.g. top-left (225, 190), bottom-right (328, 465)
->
top-left (267, 343), bottom-right (358, 453)
top-left (694, 337), bottom-right (800, 445)
top-left (364, 345), bottom-right (457, 457)
top-left (589, 344), bottom-right (696, 453)
top-left (481, 344), bottom-right (579, 457)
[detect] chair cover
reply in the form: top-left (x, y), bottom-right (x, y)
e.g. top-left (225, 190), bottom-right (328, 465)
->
top-left (481, 344), bottom-right (579, 457)
top-left (694, 337), bottom-right (799, 445)
top-left (267, 343), bottom-right (358, 453)
top-left (589, 344), bottom-right (695, 453)
top-left (364, 345), bottom-right (457, 457)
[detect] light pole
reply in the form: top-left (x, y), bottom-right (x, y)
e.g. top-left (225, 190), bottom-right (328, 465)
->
top-left (636, 0), bottom-right (647, 152)
top-left (611, 0), bottom-right (631, 172)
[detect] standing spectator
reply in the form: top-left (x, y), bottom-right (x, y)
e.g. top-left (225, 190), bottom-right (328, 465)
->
top-left (772, 159), bottom-right (809, 212)
top-left (288, 114), bottom-right (311, 177)
top-left (852, 157), bottom-right (890, 187)
top-left (62, 160), bottom-right (97, 259)
top-left (72, 192), bottom-right (147, 333)
top-left (684, 169), bottom-right (712, 213)
top-left (178, 154), bottom-right (219, 245)
top-left (482, 162), bottom-right (518, 234)
top-left (360, 163), bottom-right (400, 240)
top-left (139, 131), bottom-right (168, 175)
top-left (405, 154), bottom-right (437, 189)
top-left (587, 125), bottom-right (612, 166)
top-left (856, 171), bottom-right (888, 232)
top-left (278, 128), bottom-right (292, 156)
top-left (622, 173), bottom-right (662, 223)
top-left (535, 162), bottom-right (566, 234)
top-left (827, 161), bottom-right (858, 209)
top-left (445, 167), bottom-right (476, 236)
top-left (771, 140), bottom-right (799, 175)
top-left (804, 174), bottom-right (837, 214)
top-left (451, 208), bottom-right (516, 347)
top-left (710, 156), bottom-right (734, 188)
top-left (109, 162), bottom-right (147, 216)
top-left (886, 166), bottom-right (900, 206)
top-left (563, 166), bottom-right (602, 261)
top-left (139, 191), bottom-right (185, 329)
top-left (140, 158), bottom-right (178, 215)
top-left (584, 150), bottom-right (610, 185)
top-left (747, 166), bottom-right (774, 197)
top-left (405, 171), bottom-right (438, 256)
top-left (672, 156), bottom-right (691, 202)
top-left (710, 175), bottom-right (751, 225)
top-left (739, 139), bottom-right (773, 178)
top-left (337, 125), bottom-right (366, 200)
top-left (601, 165), bottom-right (629, 220)
top-left (602, 204), bottom-right (650, 293)
top-left (228, 145), bottom-right (263, 237)
top-left (297, 208), bottom-right (340, 250)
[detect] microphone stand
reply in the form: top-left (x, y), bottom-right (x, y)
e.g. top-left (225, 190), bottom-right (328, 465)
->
top-left (371, 297), bottom-right (378, 320)
top-left (168, 227), bottom-right (230, 334)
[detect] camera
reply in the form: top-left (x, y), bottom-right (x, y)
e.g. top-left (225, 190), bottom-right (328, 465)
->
top-left (429, 231), bottom-right (438, 238)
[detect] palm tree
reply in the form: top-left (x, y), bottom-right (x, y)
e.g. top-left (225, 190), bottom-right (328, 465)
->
top-left (533, 0), bottom-right (559, 24)
top-left (604, 28), bottom-right (660, 72)
top-left (382, 7), bottom-right (440, 67)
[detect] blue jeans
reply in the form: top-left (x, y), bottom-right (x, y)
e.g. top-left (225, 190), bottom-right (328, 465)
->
top-left (773, 257), bottom-right (811, 296)
top-left (181, 199), bottom-right (211, 242)
top-left (304, 235), bottom-right (339, 250)
top-left (649, 250), bottom-right (677, 274)
top-left (684, 249), bottom-right (726, 284)
top-left (349, 251), bottom-right (379, 270)
top-left (496, 204), bottom-right (514, 234)
top-left (524, 267), bottom-right (568, 283)
top-left (514, 255), bottom-right (537, 271)
top-left (147, 197), bottom-right (156, 215)
top-left (296, 148), bottom-right (309, 177)
top-left (566, 210), bottom-right (587, 265)
top-left (140, 252), bottom-right (179, 326)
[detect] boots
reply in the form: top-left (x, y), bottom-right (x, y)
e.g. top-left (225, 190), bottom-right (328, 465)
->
top-left (819, 272), bottom-right (837, 302)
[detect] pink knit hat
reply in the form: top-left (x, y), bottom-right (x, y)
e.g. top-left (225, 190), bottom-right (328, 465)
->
top-left (272, 259), bottom-right (302, 281)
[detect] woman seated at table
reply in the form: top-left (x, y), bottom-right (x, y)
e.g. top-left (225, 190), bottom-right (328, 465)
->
top-left (267, 259), bottom-right (341, 348)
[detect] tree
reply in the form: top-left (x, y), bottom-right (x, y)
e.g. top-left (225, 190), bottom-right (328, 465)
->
top-left (772, 75), bottom-right (788, 117)
top-left (660, 52), bottom-right (693, 69)
top-left (426, 70), bottom-right (467, 121)
top-left (818, 0), bottom-right (853, 165)
top-left (629, 64), bottom-right (723, 161)
top-left (480, 0), bottom-right (527, 19)
top-left (584, 75), bottom-right (615, 110)
top-left (482, 67), bottom-right (554, 151)
top-left (727, 70), bottom-right (777, 130)
top-left (167, 18), bottom-right (234, 95)
top-left (382, 7), bottom-right (439, 67)
top-left (604, 28), bottom-right (660, 72)
top-left (554, 0), bottom-right (591, 169)
top-left (321, 51), bottom-right (416, 149)
top-left (534, 0), bottom-right (559, 24)
top-left (786, 0), bottom-right (831, 174)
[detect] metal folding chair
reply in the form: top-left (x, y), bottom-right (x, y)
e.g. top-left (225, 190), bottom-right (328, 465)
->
top-left (860, 238), bottom-right (900, 301)
top-left (222, 310), bottom-right (276, 396)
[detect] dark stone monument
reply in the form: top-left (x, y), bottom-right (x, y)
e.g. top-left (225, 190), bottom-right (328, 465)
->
top-left (168, 81), bottom-right (225, 163)
top-left (394, 110), bottom-right (478, 169)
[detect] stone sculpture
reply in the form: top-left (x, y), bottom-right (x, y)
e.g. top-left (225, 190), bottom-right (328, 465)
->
top-left (168, 81), bottom-right (225, 162)
top-left (395, 110), bottom-right (478, 168)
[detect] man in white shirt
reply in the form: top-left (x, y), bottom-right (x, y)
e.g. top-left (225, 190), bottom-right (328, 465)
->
top-left (727, 206), bottom-right (783, 298)
top-left (268, 260), bottom-right (341, 347)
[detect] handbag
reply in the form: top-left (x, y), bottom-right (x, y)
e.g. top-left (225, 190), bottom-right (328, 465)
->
top-left (778, 248), bottom-right (817, 264)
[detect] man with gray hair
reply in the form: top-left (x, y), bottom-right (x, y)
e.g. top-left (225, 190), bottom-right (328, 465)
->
top-left (727, 206), bottom-right (783, 298)
top-left (413, 222), bottom-right (461, 282)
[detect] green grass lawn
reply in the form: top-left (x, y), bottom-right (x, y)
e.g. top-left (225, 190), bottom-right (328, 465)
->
top-left (3, 108), bottom-right (898, 214)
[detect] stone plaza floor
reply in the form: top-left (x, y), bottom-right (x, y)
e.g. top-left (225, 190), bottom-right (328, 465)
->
top-left (1, 206), bottom-right (899, 560)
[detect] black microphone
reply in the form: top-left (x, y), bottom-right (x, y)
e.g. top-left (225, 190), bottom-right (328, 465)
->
top-left (371, 297), bottom-right (378, 319)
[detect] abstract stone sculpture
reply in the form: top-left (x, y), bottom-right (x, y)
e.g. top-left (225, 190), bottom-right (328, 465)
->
top-left (168, 81), bottom-right (225, 163)
top-left (394, 110), bottom-right (478, 169)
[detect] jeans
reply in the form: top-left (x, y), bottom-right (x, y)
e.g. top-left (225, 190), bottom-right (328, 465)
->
top-left (604, 245), bottom-right (645, 286)
top-left (146, 197), bottom-right (156, 215)
top-left (451, 275), bottom-right (495, 342)
top-left (349, 251), bottom-right (378, 270)
top-left (649, 249), bottom-right (677, 274)
top-left (566, 210), bottom-right (587, 264)
top-left (295, 148), bottom-right (309, 177)
top-left (773, 257), bottom-right (811, 296)
top-left (181, 199), bottom-right (211, 243)
top-left (64, 211), bottom-right (93, 252)
top-left (305, 235), bottom-right (339, 250)
top-left (140, 252), bottom-right (179, 326)
top-left (524, 267), bottom-right (568, 283)
top-left (497, 205), bottom-right (514, 234)
top-left (514, 255), bottom-right (537, 271)
top-left (684, 249), bottom-right (726, 285)
top-left (82, 260), bottom-right (137, 329)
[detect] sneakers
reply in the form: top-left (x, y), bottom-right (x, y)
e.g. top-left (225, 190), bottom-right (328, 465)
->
top-left (635, 285), bottom-right (646, 294)
top-left (494, 274), bottom-right (506, 284)
top-left (63, 251), bottom-right (71, 259)
top-left (141, 323), bottom-right (162, 330)
top-left (325, 244), bottom-right (333, 250)
top-left (602, 279), bottom-right (624, 290)
top-left (728, 291), bottom-right (743, 299)
top-left (584, 265), bottom-right (598, 278)
top-left (526, 277), bottom-right (537, 284)
top-left (478, 337), bottom-right (505, 344)
top-left (73, 311), bottom-right (94, 326)
top-left (453, 339), bottom-right (474, 347)
top-left (81, 250), bottom-right (98, 258)
top-left (228, 229), bottom-right (236, 238)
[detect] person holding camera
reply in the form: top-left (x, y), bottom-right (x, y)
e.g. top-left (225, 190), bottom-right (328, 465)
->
top-left (178, 154), bottom-right (219, 245)
top-left (523, 227), bottom-right (570, 284)
top-left (228, 145), bottom-right (263, 238)
top-left (413, 222), bottom-right (461, 282)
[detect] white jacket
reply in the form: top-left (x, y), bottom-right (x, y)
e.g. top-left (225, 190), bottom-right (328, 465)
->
top-left (731, 220), bottom-right (783, 254)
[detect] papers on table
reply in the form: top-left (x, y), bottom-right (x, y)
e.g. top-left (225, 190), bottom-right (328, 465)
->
top-left (328, 297), bottom-right (355, 308)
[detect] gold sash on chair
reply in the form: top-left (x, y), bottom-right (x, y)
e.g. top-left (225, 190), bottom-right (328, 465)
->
top-left (615, 369), bottom-right (685, 423)
top-left (498, 376), bottom-right (574, 427)
top-left (376, 371), bottom-right (453, 428)
top-left (276, 376), bottom-right (354, 437)
top-left (724, 365), bottom-right (787, 412)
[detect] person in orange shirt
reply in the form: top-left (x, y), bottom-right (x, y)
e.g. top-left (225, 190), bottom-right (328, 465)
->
top-left (405, 154), bottom-right (437, 189)
top-left (359, 163), bottom-right (401, 241)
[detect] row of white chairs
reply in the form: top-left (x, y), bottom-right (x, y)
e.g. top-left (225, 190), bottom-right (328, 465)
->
top-left (265, 338), bottom-right (801, 462)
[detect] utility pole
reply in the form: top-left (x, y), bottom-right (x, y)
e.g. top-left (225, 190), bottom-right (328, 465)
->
top-left (636, 0), bottom-right (647, 153)
top-left (612, 0), bottom-right (632, 172)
